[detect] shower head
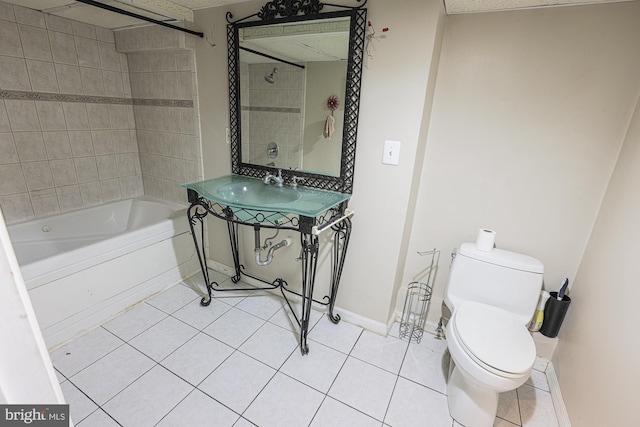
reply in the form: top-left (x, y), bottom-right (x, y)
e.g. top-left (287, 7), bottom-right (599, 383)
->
top-left (264, 68), bottom-right (278, 84)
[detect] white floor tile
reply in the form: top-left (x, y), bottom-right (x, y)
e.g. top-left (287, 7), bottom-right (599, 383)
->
top-left (161, 332), bottom-right (234, 386)
top-left (497, 389), bottom-right (521, 425)
top-left (309, 314), bottom-right (363, 354)
top-left (128, 316), bottom-right (199, 362)
top-left (70, 344), bottom-right (155, 405)
top-left (268, 303), bottom-right (323, 333)
top-left (198, 351), bottom-right (275, 414)
top-left (103, 365), bottom-right (193, 427)
top-left (351, 330), bottom-right (409, 374)
top-left (233, 417), bottom-right (258, 427)
top-left (280, 340), bottom-right (348, 393)
top-left (236, 293), bottom-right (285, 320)
top-left (76, 409), bottom-right (120, 427)
top-left (518, 384), bottom-right (559, 427)
top-left (385, 377), bottom-right (452, 427)
top-left (171, 297), bottom-right (232, 330)
top-left (239, 322), bottom-right (299, 369)
top-left (525, 368), bottom-right (550, 392)
top-left (156, 389), bottom-right (239, 427)
top-left (60, 380), bottom-right (98, 425)
top-left (244, 372), bottom-right (324, 427)
top-left (50, 327), bottom-right (124, 377)
top-left (101, 303), bottom-right (167, 341)
top-left (147, 283), bottom-right (200, 314)
top-left (203, 307), bottom-right (265, 348)
top-left (310, 397), bottom-right (381, 427)
top-left (399, 338), bottom-right (449, 394)
top-left (328, 357), bottom-right (397, 422)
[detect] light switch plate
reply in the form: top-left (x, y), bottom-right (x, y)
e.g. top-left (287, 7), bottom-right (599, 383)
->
top-left (383, 140), bottom-right (401, 165)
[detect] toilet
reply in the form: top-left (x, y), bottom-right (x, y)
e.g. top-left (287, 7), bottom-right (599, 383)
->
top-left (444, 242), bottom-right (543, 427)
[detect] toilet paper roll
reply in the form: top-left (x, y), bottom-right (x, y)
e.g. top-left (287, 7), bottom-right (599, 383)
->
top-left (475, 228), bottom-right (496, 251)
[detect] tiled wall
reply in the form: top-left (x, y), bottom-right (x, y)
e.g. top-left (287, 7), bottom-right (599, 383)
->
top-left (241, 62), bottom-right (305, 170)
top-left (125, 48), bottom-right (202, 204)
top-left (0, 1), bottom-right (142, 224)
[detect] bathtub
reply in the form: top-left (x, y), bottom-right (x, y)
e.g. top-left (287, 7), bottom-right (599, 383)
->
top-left (8, 197), bottom-right (198, 349)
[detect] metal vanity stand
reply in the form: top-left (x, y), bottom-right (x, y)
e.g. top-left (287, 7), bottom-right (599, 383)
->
top-left (183, 178), bottom-right (353, 355)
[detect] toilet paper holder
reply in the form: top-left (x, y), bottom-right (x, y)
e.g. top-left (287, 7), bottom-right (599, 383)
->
top-left (399, 249), bottom-right (440, 343)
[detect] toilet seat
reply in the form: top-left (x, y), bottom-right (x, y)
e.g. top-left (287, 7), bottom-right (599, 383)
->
top-left (453, 302), bottom-right (535, 377)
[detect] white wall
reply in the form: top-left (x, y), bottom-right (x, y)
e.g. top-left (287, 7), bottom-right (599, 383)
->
top-left (554, 93), bottom-right (640, 426)
top-left (194, 0), bottom-right (447, 329)
top-left (402, 2), bottom-right (640, 330)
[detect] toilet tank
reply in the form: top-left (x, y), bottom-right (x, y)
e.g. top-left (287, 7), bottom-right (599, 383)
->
top-left (445, 243), bottom-right (544, 325)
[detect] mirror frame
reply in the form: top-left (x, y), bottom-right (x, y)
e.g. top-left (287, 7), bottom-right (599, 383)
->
top-left (227, 0), bottom-right (367, 194)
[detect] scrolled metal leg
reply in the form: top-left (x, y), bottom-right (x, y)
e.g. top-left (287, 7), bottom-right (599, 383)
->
top-left (187, 203), bottom-right (213, 306)
top-left (299, 232), bottom-right (319, 355)
top-left (327, 216), bottom-right (352, 324)
top-left (226, 219), bottom-right (242, 283)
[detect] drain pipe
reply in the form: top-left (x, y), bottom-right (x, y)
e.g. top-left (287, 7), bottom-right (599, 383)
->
top-left (254, 225), bottom-right (292, 266)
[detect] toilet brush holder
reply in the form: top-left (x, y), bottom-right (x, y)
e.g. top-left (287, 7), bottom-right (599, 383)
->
top-left (540, 291), bottom-right (571, 338)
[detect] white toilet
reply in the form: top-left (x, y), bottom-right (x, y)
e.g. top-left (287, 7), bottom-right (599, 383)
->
top-left (444, 242), bottom-right (543, 427)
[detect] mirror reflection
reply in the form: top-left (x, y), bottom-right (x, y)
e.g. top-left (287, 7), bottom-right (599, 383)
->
top-left (238, 17), bottom-right (350, 176)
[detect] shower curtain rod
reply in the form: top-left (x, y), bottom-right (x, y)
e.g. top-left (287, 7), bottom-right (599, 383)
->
top-left (75, 0), bottom-right (203, 38)
top-left (239, 46), bottom-right (305, 69)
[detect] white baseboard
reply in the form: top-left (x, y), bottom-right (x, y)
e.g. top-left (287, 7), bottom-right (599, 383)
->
top-left (545, 361), bottom-right (571, 427)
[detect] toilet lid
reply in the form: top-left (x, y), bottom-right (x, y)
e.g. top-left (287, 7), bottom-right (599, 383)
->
top-left (454, 302), bottom-right (535, 375)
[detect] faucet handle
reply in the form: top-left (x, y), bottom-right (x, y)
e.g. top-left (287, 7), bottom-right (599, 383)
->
top-left (291, 176), bottom-right (304, 188)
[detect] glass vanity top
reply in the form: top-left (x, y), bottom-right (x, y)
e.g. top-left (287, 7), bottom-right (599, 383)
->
top-left (181, 175), bottom-right (351, 217)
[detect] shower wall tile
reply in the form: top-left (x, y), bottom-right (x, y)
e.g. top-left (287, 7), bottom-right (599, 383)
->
top-left (5, 100), bottom-right (40, 131)
top-left (26, 60), bottom-right (59, 93)
top-left (54, 63), bottom-right (83, 94)
top-left (43, 131), bottom-right (72, 159)
top-left (0, 193), bottom-right (33, 223)
top-left (0, 2), bottom-right (203, 220)
top-left (19, 25), bottom-right (52, 62)
top-left (68, 131), bottom-right (94, 157)
top-left (14, 132), bottom-right (47, 162)
top-left (0, 2), bottom-right (14, 22)
top-left (22, 161), bottom-right (54, 191)
top-left (36, 102), bottom-right (66, 131)
top-left (0, 132), bottom-right (19, 164)
top-left (49, 31), bottom-right (78, 65)
top-left (0, 20), bottom-right (22, 57)
top-left (0, 163), bottom-right (27, 194)
top-left (80, 67), bottom-right (106, 96)
top-left (13, 5), bottom-right (44, 28)
top-left (0, 1), bottom-right (146, 223)
top-left (62, 103), bottom-right (90, 130)
top-left (0, 56), bottom-right (30, 91)
top-left (45, 14), bottom-right (73, 35)
top-left (56, 184), bottom-right (82, 211)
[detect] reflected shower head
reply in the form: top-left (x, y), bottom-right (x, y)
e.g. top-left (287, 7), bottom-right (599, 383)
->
top-left (264, 68), bottom-right (278, 84)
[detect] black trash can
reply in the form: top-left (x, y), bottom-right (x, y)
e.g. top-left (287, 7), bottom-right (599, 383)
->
top-left (540, 291), bottom-right (571, 338)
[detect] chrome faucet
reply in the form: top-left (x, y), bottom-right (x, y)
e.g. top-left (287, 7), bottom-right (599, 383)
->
top-left (263, 169), bottom-right (284, 187)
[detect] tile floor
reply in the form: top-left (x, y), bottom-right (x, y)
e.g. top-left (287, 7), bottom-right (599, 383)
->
top-left (50, 270), bottom-right (560, 427)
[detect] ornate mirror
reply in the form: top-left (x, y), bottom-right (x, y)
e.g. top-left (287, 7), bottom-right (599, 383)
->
top-left (227, 0), bottom-right (367, 193)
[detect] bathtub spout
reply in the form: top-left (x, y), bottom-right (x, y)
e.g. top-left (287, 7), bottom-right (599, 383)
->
top-left (255, 238), bottom-right (292, 266)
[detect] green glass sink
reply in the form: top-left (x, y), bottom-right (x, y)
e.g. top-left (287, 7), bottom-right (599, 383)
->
top-left (181, 174), bottom-right (351, 217)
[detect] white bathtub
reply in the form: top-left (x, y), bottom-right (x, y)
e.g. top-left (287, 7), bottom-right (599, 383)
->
top-left (8, 197), bottom-right (198, 349)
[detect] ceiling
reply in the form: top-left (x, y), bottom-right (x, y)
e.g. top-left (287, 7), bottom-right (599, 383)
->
top-left (5, 0), bottom-right (637, 30)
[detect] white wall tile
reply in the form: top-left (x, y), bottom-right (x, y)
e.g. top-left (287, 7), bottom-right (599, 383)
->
top-left (49, 31), bottom-right (77, 65)
top-left (0, 20), bottom-right (23, 57)
top-left (26, 60), bottom-right (59, 93)
top-left (0, 56), bottom-right (31, 91)
top-left (18, 24), bottom-right (51, 61)
top-left (0, 132), bottom-right (18, 164)
top-left (43, 131), bottom-right (72, 159)
top-left (55, 63), bottom-right (83, 94)
top-left (14, 131), bottom-right (47, 162)
top-left (22, 160), bottom-right (54, 191)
